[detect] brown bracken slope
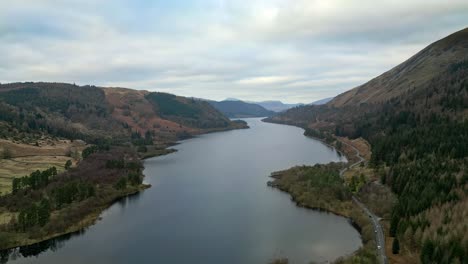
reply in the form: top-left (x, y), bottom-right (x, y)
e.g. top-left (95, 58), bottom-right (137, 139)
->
top-left (0, 82), bottom-right (243, 144)
top-left (329, 27), bottom-right (468, 108)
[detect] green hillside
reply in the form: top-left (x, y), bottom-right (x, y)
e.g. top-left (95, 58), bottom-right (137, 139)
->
top-left (209, 100), bottom-right (275, 118)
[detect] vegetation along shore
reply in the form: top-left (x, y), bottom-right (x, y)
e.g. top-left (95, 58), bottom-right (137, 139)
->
top-left (266, 134), bottom-right (380, 264)
top-left (0, 82), bottom-right (248, 250)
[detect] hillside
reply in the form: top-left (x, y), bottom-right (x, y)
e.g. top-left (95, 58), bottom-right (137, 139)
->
top-left (0, 146), bottom-right (148, 250)
top-left (208, 100), bottom-right (275, 118)
top-left (330, 28), bottom-right (468, 108)
top-left (0, 83), bottom-right (244, 144)
top-left (0, 83), bottom-right (125, 143)
top-left (146, 93), bottom-right (233, 129)
top-left (0, 82), bottom-right (246, 195)
top-left (0, 82), bottom-right (247, 250)
top-left (215, 99), bottom-right (302, 113)
top-left (267, 28), bottom-right (468, 263)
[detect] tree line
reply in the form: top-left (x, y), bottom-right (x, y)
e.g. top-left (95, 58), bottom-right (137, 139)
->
top-left (12, 167), bottom-right (57, 194)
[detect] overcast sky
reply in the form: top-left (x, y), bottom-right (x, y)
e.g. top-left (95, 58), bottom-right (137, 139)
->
top-left (1, 1), bottom-right (467, 103)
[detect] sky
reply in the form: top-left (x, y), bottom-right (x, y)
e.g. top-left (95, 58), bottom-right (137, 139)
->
top-left (1, 1), bottom-right (467, 103)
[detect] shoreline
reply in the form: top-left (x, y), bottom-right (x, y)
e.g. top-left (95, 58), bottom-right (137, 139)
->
top-left (0, 184), bottom-right (150, 251)
top-left (267, 179), bottom-right (356, 218)
top-left (2, 119), bottom-right (368, 262)
top-left (267, 180), bottom-right (363, 234)
top-left (263, 118), bottom-right (376, 263)
top-left (262, 118), bottom-right (352, 162)
top-left (0, 124), bottom-right (248, 252)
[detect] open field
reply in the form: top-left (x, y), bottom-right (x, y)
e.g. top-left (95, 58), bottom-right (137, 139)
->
top-left (0, 209), bottom-right (15, 225)
top-left (0, 155), bottom-right (72, 195)
top-left (342, 165), bottom-right (375, 181)
top-left (0, 139), bottom-right (86, 158)
top-left (0, 138), bottom-right (85, 195)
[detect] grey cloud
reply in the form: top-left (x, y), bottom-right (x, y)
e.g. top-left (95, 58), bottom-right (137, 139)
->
top-left (0, 1), bottom-right (467, 103)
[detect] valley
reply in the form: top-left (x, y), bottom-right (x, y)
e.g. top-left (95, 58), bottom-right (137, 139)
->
top-left (0, 6), bottom-right (466, 262)
top-left (0, 118), bottom-right (362, 264)
top-left (0, 83), bottom-right (247, 252)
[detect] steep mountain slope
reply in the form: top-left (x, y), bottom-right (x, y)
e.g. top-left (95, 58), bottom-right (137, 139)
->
top-left (270, 28), bottom-right (468, 136)
top-left (330, 28), bottom-right (468, 108)
top-left (267, 28), bottom-right (468, 263)
top-left (103, 88), bottom-right (198, 141)
top-left (208, 100), bottom-right (275, 118)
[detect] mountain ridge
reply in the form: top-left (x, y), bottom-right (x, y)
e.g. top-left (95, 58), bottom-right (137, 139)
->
top-left (329, 27), bottom-right (468, 108)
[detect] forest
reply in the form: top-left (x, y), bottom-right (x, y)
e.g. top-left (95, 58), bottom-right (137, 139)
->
top-left (268, 60), bottom-right (468, 263)
top-left (268, 164), bottom-right (378, 264)
top-left (0, 82), bottom-right (249, 253)
top-left (0, 146), bottom-right (146, 250)
top-left (145, 92), bottom-right (232, 129)
top-left (370, 117), bottom-right (467, 263)
top-left (353, 63), bottom-right (468, 264)
top-left (0, 82), bottom-right (243, 146)
top-left (0, 83), bottom-right (126, 143)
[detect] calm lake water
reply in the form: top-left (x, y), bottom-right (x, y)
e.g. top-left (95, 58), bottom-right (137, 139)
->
top-left (3, 118), bottom-right (361, 264)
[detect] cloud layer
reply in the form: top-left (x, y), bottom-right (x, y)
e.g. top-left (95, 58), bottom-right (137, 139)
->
top-left (1, 0), bottom-right (467, 103)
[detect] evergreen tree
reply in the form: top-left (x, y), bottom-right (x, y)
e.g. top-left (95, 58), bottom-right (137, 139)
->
top-left (65, 160), bottom-right (72, 170)
top-left (114, 177), bottom-right (127, 190)
top-left (128, 172), bottom-right (142, 186)
top-left (17, 211), bottom-right (26, 231)
top-left (25, 205), bottom-right (38, 228)
top-left (12, 178), bottom-right (20, 194)
top-left (421, 240), bottom-right (434, 263)
top-left (389, 213), bottom-right (399, 237)
top-left (38, 199), bottom-right (51, 226)
top-left (392, 238), bottom-right (400, 254)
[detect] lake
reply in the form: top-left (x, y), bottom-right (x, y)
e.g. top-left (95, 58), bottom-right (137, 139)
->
top-left (3, 118), bottom-right (361, 264)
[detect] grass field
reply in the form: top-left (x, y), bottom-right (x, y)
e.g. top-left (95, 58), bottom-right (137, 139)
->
top-left (0, 138), bottom-right (85, 195)
top-left (0, 156), bottom-right (71, 195)
top-left (0, 209), bottom-right (15, 225)
top-left (0, 138), bottom-right (86, 157)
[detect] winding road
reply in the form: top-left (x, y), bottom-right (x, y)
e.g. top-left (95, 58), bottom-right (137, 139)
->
top-left (338, 140), bottom-right (388, 264)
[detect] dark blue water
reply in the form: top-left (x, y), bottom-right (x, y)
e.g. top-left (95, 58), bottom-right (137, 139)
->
top-left (4, 118), bottom-right (361, 264)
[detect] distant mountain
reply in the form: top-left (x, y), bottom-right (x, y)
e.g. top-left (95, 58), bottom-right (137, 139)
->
top-left (224, 97), bottom-right (241, 101)
top-left (209, 100), bottom-right (275, 118)
top-left (254, 101), bottom-right (303, 112)
top-left (217, 98), bottom-right (304, 112)
top-left (309, 97), bottom-right (333, 105)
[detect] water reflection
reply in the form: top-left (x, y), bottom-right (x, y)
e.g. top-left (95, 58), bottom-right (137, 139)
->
top-left (2, 119), bottom-right (360, 264)
top-left (0, 230), bottom-right (84, 264)
top-left (115, 190), bottom-right (143, 209)
top-left (0, 190), bottom-right (143, 263)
